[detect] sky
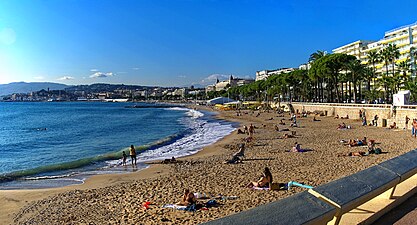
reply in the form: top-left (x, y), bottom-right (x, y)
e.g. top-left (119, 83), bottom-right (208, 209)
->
top-left (0, 0), bottom-right (417, 87)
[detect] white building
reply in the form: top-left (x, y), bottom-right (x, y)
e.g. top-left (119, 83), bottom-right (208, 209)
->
top-left (255, 68), bottom-right (296, 81)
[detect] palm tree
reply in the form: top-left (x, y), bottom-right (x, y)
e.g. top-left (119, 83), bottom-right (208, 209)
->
top-left (397, 61), bottom-right (410, 86)
top-left (309, 50), bottom-right (326, 102)
top-left (380, 47), bottom-right (391, 100)
top-left (366, 50), bottom-right (380, 91)
top-left (346, 59), bottom-right (365, 103)
top-left (387, 44), bottom-right (400, 77)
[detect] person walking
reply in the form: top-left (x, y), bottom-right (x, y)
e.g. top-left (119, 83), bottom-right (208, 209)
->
top-left (129, 145), bottom-right (137, 166)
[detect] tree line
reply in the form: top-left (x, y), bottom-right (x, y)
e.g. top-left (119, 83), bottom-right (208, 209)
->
top-left (218, 45), bottom-right (417, 103)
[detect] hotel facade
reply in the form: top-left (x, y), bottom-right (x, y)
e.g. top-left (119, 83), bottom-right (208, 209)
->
top-left (332, 21), bottom-right (417, 78)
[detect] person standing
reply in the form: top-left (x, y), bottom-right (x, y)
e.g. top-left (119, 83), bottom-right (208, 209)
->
top-left (129, 145), bottom-right (137, 166)
top-left (405, 116), bottom-right (410, 130)
top-left (122, 151), bottom-right (127, 166)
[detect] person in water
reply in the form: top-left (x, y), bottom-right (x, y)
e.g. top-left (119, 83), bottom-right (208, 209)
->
top-left (122, 151), bottom-right (127, 166)
top-left (129, 145), bottom-right (137, 166)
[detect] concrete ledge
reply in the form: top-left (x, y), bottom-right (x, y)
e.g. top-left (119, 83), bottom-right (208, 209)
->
top-left (379, 149), bottom-right (417, 181)
top-left (203, 192), bottom-right (336, 225)
top-left (309, 165), bottom-right (400, 213)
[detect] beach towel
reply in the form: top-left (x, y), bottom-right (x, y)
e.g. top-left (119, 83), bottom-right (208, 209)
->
top-left (163, 204), bottom-right (187, 210)
top-left (251, 186), bottom-right (270, 190)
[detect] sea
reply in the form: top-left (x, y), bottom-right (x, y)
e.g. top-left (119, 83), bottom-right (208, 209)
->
top-left (0, 102), bottom-right (236, 189)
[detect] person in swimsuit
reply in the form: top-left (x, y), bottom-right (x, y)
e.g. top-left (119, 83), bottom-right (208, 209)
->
top-left (177, 189), bottom-right (197, 206)
top-left (248, 167), bottom-right (273, 188)
top-left (129, 145), bottom-right (137, 166)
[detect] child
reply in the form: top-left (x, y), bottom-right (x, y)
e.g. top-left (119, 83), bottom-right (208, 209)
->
top-left (122, 151), bottom-right (127, 166)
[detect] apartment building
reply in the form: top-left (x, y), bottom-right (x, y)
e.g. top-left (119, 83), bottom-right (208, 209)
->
top-left (255, 68), bottom-right (296, 81)
top-left (332, 40), bottom-right (375, 63)
top-left (333, 21), bottom-right (417, 77)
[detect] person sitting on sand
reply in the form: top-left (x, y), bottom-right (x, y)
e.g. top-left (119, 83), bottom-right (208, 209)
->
top-left (274, 124), bottom-right (279, 131)
top-left (177, 189), bottom-right (197, 206)
top-left (279, 119), bottom-right (285, 125)
top-left (247, 167), bottom-right (273, 188)
top-left (389, 122), bottom-right (397, 129)
top-left (334, 114), bottom-right (339, 119)
top-left (237, 128), bottom-right (245, 134)
top-left (290, 121), bottom-right (297, 127)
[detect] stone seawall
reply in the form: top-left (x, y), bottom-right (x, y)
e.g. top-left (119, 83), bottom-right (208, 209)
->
top-left (290, 103), bottom-right (417, 130)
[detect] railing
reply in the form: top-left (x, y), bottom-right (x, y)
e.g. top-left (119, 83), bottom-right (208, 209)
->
top-left (204, 149), bottom-right (417, 225)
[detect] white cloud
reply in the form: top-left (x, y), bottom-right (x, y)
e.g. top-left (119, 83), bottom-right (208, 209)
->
top-left (57, 76), bottom-right (74, 81)
top-left (90, 72), bottom-right (114, 78)
top-left (90, 69), bottom-right (98, 72)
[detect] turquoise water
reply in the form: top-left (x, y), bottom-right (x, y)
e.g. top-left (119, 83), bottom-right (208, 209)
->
top-left (0, 102), bottom-right (236, 189)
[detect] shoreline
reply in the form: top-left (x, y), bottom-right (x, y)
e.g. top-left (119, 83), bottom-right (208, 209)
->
top-left (0, 105), bottom-right (240, 224)
top-left (4, 105), bottom-right (417, 224)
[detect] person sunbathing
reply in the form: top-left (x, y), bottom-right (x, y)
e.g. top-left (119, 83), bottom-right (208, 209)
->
top-left (389, 122), bottom-right (397, 129)
top-left (177, 189), bottom-right (197, 206)
top-left (337, 122), bottom-right (347, 129)
top-left (291, 142), bottom-right (303, 152)
top-left (334, 114), bottom-right (339, 119)
top-left (341, 115), bottom-right (349, 119)
top-left (283, 133), bottom-right (294, 139)
top-left (338, 151), bottom-right (367, 157)
top-left (279, 119), bottom-right (285, 125)
top-left (247, 167), bottom-right (273, 188)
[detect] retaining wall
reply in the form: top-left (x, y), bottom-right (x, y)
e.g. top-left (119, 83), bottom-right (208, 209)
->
top-left (290, 103), bottom-right (417, 130)
top-left (204, 149), bottom-right (417, 225)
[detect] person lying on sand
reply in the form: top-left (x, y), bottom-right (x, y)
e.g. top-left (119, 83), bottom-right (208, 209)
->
top-left (247, 167), bottom-right (273, 188)
top-left (340, 115), bottom-right (349, 119)
top-left (337, 122), bottom-right (347, 129)
top-left (177, 189), bottom-right (197, 206)
top-left (162, 157), bottom-right (177, 164)
top-left (334, 114), bottom-right (339, 119)
top-left (347, 137), bottom-right (367, 147)
top-left (237, 128), bottom-right (245, 134)
top-left (283, 133), bottom-right (295, 139)
top-left (291, 142), bottom-right (302, 152)
top-left (312, 116), bottom-right (320, 122)
top-left (338, 151), bottom-right (367, 157)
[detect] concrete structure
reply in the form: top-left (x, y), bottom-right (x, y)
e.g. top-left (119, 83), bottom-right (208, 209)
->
top-left (206, 75), bottom-right (254, 92)
top-left (255, 68), bottom-right (296, 81)
top-left (205, 148), bottom-right (417, 225)
top-left (333, 22), bottom-right (417, 79)
top-left (332, 40), bottom-right (375, 63)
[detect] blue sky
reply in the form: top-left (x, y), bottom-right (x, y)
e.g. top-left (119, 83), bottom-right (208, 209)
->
top-left (0, 0), bottom-right (416, 87)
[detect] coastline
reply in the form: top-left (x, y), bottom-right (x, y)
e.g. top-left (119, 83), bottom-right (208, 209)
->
top-left (4, 105), bottom-right (417, 224)
top-left (0, 105), bottom-right (239, 224)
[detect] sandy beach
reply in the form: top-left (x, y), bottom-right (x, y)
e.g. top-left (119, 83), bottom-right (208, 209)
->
top-left (2, 106), bottom-right (417, 225)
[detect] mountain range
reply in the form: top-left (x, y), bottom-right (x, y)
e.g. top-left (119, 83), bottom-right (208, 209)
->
top-left (0, 82), bottom-right (69, 96)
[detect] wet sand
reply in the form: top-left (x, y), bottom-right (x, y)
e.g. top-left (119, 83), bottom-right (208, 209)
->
top-left (2, 107), bottom-right (417, 225)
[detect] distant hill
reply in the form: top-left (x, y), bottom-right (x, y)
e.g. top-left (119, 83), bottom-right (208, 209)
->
top-left (0, 82), bottom-right (69, 96)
